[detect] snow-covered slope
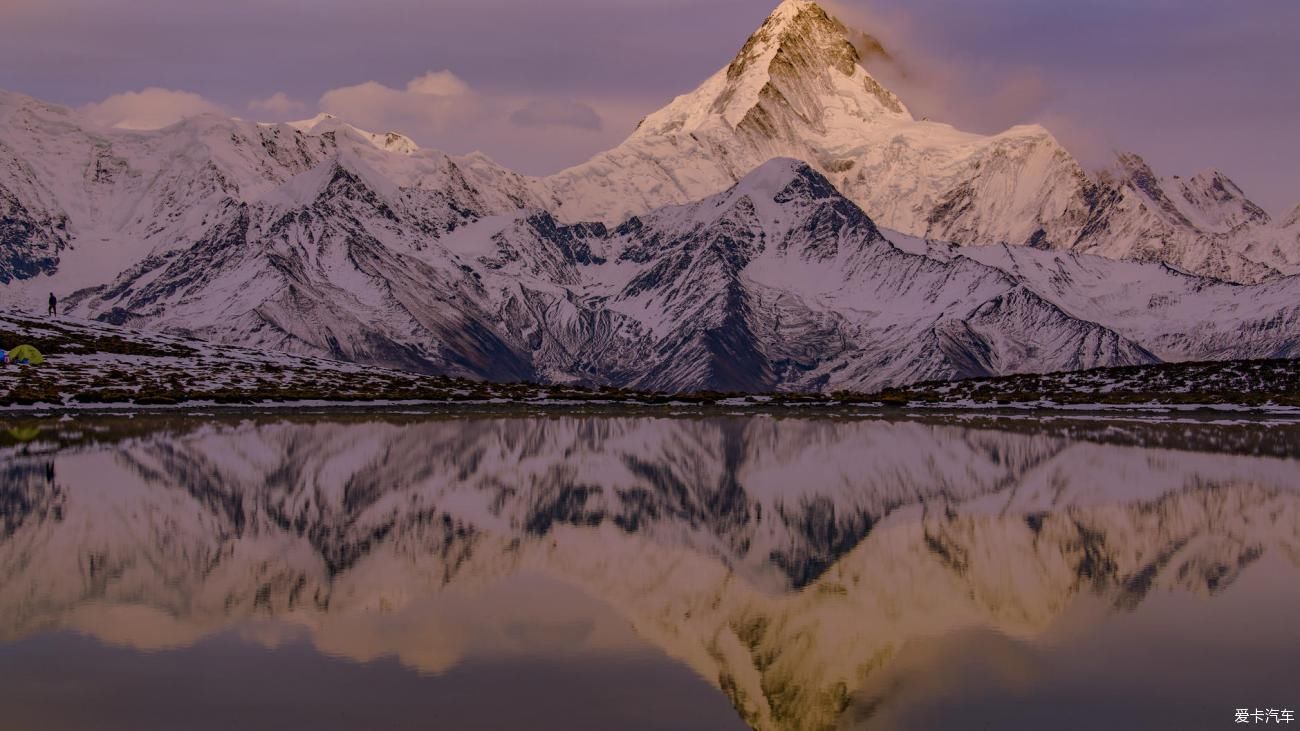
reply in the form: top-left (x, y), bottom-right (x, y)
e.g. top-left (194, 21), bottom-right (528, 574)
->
top-left (545, 0), bottom-right (1299, 283)
top-left (1279, 203), bottom-right (1300, 265)
top-left (1075, 154), bottom-right (1296, 283)
top-left (886, 239), bottom-right (1300, 362)
top-left (287, 112), bottom-right (421, 155)
top-left (0, 88), bottom-right (543, 307)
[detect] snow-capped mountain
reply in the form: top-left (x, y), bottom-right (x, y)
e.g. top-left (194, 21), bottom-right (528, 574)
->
top-left (2, 0), bottom-right (1300, 391)
top-left (4, 95), bottom-right (1300, 392)
top-left (0, 87), bottom-right (542, 299)
top-left (71, 157), bottom-right (1300, 391)
top-left (547, 0), bottom-right (1300, 283)
top-left (60, 159), bottom-right (1184, 392)
top-left (2, 415), bottom-right (1298, 729)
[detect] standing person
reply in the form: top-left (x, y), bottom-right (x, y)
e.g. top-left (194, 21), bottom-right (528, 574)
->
top-left (48, 292), bottom-right (57, 317)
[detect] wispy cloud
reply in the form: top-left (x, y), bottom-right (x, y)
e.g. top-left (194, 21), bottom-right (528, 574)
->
top-left (317, 70), bottom-right (631, 173)
top-left (510, 99), bottom-right (603, 131)
top-left (830, 0), bottom-right (1300, 211)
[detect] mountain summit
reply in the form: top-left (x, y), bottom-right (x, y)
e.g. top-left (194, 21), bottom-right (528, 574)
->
top-left (636, 0), bottom-right (909, 139)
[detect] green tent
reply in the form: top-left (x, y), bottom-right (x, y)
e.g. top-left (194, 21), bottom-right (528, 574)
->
top-left (6, 344), bottom-right (44, 365)
top-left (5, 425), bottom-right (41, 442)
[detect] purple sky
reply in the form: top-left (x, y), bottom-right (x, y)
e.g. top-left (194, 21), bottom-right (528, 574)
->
top-left (2, 0), bottom-right (1297, 213)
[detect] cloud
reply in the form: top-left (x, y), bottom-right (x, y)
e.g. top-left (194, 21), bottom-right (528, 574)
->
top-left (1030, 111), bottom-right (1115, 172)
top-left (248, 92), bottom-right (306, 118)
top-left (824, 2), bottom-right (1056, 136)
top-left (312, 69), bottom-right (632, 174)
top-left (66, 70), bottom-right (639, 179)
top-left (509, 99), bottom-right (603, 131)
top-left (318, 70), bottom-right (483, 136)
top-left (405, 70), bottom-right (473, 97)
top-left (81, 88), bottom-right (225, 130)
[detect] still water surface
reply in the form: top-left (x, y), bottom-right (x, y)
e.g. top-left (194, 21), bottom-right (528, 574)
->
top-left (0, 410), bottom-right (1297, 730)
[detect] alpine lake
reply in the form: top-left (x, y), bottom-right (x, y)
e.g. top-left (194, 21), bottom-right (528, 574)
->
top-left (1, 407), bottom-right (1296, 730)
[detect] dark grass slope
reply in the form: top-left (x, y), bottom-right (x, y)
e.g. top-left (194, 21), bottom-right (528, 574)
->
top-left (0, 312), bottom-right (579, 407)
top-left (865, 359), bottom-right (1300, 408)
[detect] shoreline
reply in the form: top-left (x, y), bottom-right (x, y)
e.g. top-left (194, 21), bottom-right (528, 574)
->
top-left (3, 397), bottom-right (1298, 422)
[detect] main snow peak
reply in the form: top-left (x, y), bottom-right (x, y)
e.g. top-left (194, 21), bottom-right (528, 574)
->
top-left (545, 0), bottom-right (924, 225)
top-left (723, 0), bottom-right (909, 121)
top-left (632, 0), bottom-right (909, 139)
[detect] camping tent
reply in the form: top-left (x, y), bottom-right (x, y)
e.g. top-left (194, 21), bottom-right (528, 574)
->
top-left (5, 425), bottom-right (41, 442)
top-left (5, 344), bottom-right (44, 365)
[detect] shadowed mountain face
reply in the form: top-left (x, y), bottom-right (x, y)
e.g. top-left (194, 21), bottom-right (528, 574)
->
top-left (1, 412), bottom-right (1298, 730)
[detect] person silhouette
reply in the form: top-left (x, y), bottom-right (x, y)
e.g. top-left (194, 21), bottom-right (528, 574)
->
top-left (48, 292), bottom-right (57, 317)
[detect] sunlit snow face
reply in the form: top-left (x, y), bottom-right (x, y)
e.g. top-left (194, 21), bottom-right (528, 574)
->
top-left (0, 0), bottom-right (1296, 210)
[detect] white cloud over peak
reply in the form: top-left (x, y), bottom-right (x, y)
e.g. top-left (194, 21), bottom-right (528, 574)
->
top-left (75, 70), bottom-right (639, 177)
top-left (405, 70), bottom-right (473, 97)
top-left (249, 92), bottom-right (307, 118)
top-left (81, 88), bottom-right (225, 130)
top-left (312, 70), bottom-right (633, 174)
top-left (318, 70), bottom-right (483, 137)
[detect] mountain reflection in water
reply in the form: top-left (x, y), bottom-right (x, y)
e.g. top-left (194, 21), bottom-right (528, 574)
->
top-left (1, 411), bottom-right (1297, 731)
